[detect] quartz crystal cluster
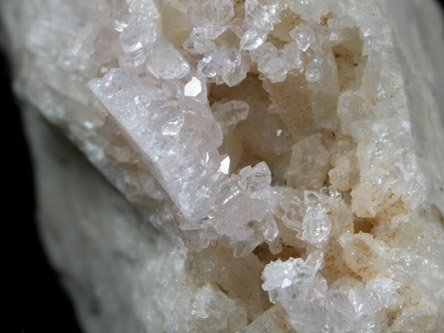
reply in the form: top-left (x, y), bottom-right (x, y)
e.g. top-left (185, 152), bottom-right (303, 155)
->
top-left (2, 0), bottom-right (444, 332)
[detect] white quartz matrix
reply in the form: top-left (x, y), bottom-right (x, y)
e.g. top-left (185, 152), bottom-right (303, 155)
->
top-left (2, 0), bottom-right (444, 332)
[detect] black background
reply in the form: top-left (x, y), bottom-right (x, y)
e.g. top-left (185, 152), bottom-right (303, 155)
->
top-left (1, 23), bottom-right (83, 333)
top-left (2, 1), bottom-right (444, 332)
top-left (1, 37), bottom-right (83, 333)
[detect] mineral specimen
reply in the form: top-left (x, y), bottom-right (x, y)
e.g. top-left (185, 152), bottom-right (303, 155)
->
top-left (2, 0), bottom-right (444, 331)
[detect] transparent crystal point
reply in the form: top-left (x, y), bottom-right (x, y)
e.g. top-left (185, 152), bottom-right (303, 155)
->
top-left (212, 100), bottom-right (249, 133)
top-left (146, 39), bottom-right (190, 79)
top-left (261, 213), bottom-right (279, 242)
top-left (188, 0), bottom-right (234, 40)
top-left (197, 47), bottom-right (249, 86)
top-left (239, 162), bottom-right (272, 192)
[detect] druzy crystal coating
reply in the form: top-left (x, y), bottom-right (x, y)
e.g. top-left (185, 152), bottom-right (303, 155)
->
top-left (2, 0), bottom-right (444, 331)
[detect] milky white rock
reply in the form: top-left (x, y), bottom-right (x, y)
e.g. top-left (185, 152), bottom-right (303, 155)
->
top-left (1, 0), bottom-right (444, 332)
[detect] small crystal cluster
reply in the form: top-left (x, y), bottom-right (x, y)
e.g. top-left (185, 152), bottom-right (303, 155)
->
top-left (262, 251), bottom-right (402, 332)
top-left (2, 0), bottom-right (444, 331)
